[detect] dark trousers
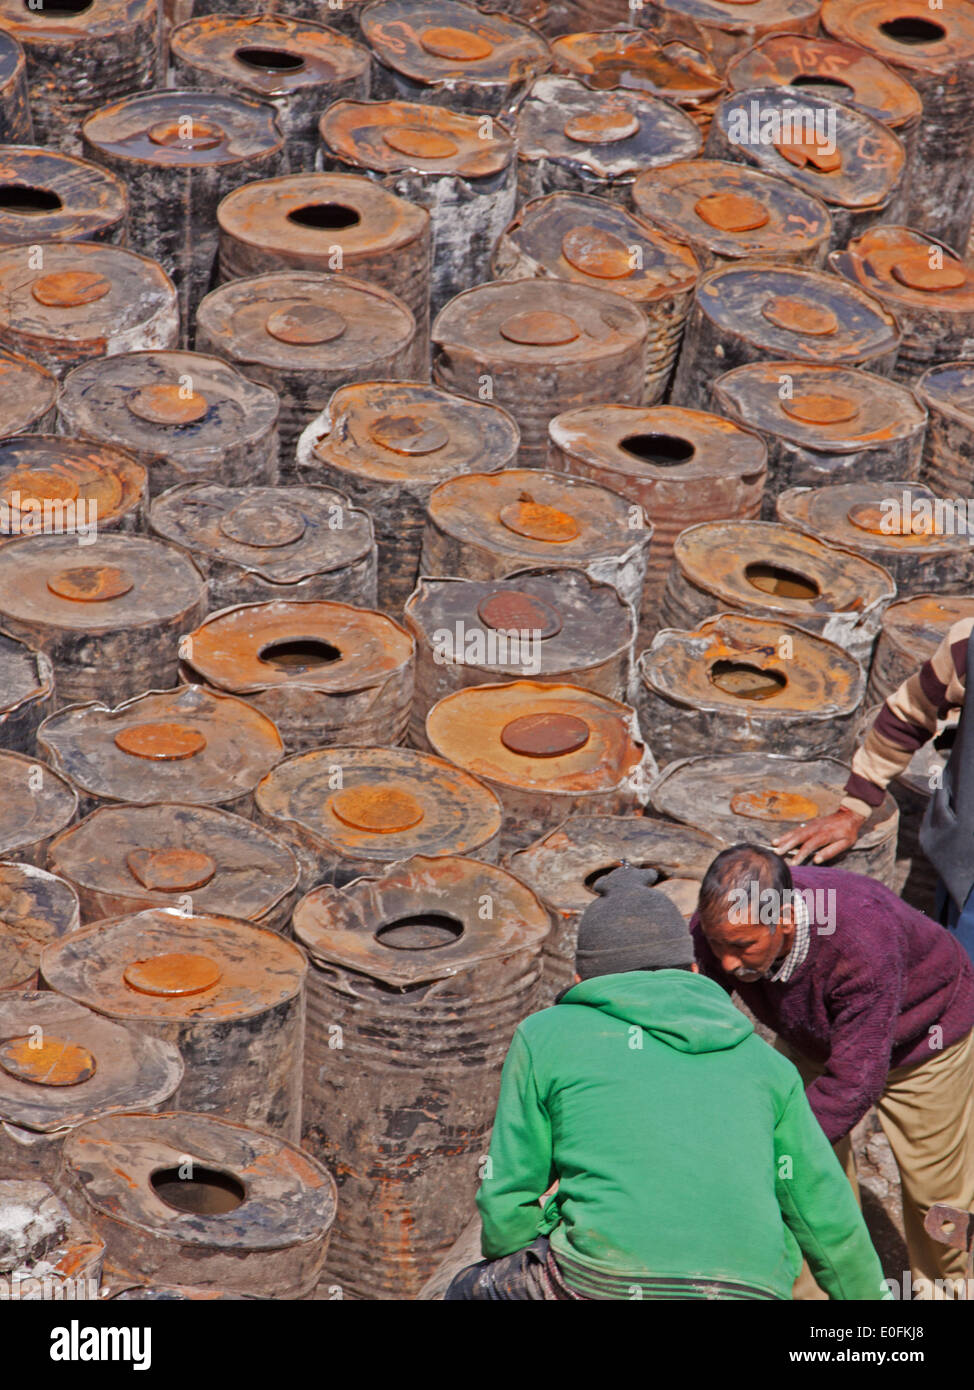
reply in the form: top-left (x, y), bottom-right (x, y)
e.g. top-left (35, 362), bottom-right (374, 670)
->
top-left (936, 879), bottom-right (974, 963)
top-left (445, 1237), bottom-right (567, 1301)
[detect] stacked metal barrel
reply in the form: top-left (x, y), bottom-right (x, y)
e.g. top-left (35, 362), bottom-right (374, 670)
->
top-left (0, 0), bottom-right (970, 1303)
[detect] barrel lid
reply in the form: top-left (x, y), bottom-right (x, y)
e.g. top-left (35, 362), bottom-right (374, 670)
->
top-left (916, 361), bottom-right (974, 426)
top-left (308, 382), bottom-right (520, 484)
top-left (37, 685), bottom-right (283, 808)
top-left (879, 593), bottom-right (974, 656)
top-left (830, 226), bottom-right (974, 311)
top-left (181, 599), bottom-right (413, 695)
top-left (517, 75), bottom-right (701, 180)
top-left (0, 348), bottom-right (58, 438)
top-left (41, 909), bottom-right (305, 1021)
top-left (170, 12), bottom-right (370, 97)
top-left (547, 402), bottom-right (768, 482)
top-left (127, 383), bottom-right (208, 425)
top-left (0, 750), bottom-right (77, 859)
top-left (821, 0), bottom-right (974, 73)
top-left (360, 0), bottom-right (549, 88)
top-left (426, 680), bottom-right (645, 793)
top-left (777, 480), bottom-right (974, 556)
top-left (255, 744), bottom-right (502, 863)
top-left (0, 991), bottom-right (183, 1134)
top-left (81, 89), bottom-right (284, 167)
top-left (0, 0), bottom-right (156, 38)
top-left (0, 147), bottom-right (128, 246)
top-left (549, 30), bottom-right (722, 104)
top-left (48, 802), bottom-right (298, 920)
top-left (148, 482), bottom-right (373, 583)
top-left (320, 98), bottom-right (514, 177)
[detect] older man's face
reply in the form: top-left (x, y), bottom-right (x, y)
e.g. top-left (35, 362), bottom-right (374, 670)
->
top-left (700, 905), bottom-right (790, 982)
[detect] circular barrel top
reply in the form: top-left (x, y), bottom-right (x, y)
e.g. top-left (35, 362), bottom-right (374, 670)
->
top-left (777, 480), bottom-right (974, 560)
top-left (0, 0), bottom-right (155, 41)
top-left (830, 226), bottom-right (974, 315)
top-left (0, 749), bottom-right (77, 856)
top-left (916, 360), bottom-right (974, 425)
top-left (0, 434), bottom-right (146, 531)
top-left (320, 98), bottom-right (514, 177)
top-left (549, 402), bottom-right (768, 482)
top-left (0, 147), bottom-right (128, 245)
top-left (878, 593), bottom-right (974, 658)
top-left (171, 13), bottom-right (370, 97)
top-left (361, 0), bottom-right (550, 89)
top-left (821, 0), bottom-right (974, 74)
top-left (550, 30), bottom-right (722, 105)
top-left (0, 349), bottom-right (57, 437)
top-left (82, 89), bottom-right (284, 168)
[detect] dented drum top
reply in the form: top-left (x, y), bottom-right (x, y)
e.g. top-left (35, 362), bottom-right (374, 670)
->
top-left (57, 350), bottom-right (280, 498)
top-left (0, 147), bottom-right (128, 246)
top-left (641, 0), bottom-right (821, 68)
top-left (0, 751), bottom-right (77, 865)
top-left (632, 159), bottom-right (832, 270)
top-left (0, 435), bottom-right (146, 536)
top-left (47, 803), bottom-right (299, 929)
top-left (81, 89), bottom-right (284, 172)
top-left (37, 685), bottom-right (284, 812)
top-left (360, 0), bottom-right (551, 113)
top-left (0, 863), bottom-right (79, 991)
top-left (821, 0), bottom-right (974, 77)
top-left (320, 97), bottom-right (515, 178)
top-left (867, 593), bottom-right (974, 705)
top-left (725, 33), bottom-right (922, 131)
top-left (0, 240), bottom-right (178, 378)
top-left (549, 30), bottom-right (723, 130)
top-left (515, 75), bottom-right (702, 200)
top-left (0, 349), bottom-right (57, 438)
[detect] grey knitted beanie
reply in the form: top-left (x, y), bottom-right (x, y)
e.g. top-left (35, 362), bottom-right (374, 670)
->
top-left (574, 864), bottom-right (695, 980)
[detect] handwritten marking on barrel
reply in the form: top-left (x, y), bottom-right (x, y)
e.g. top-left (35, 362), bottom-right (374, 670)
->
top-left (0, 1035), bottom-right (96, 1087)
top-left (781, 393), bottom-right (859, 424)
top-left (127, 383), bottom-right (208, 426)
top-left (329, 784), bottom-right (425, 832)
top-left (123, 952), bottom-right (223, 996)
top-left (266, 302), bottom-right (347, 345)
top-left (31, 271), bottom-right (111, 307)
top-left (478, 590), bottom-right (562, 637)
top-left (561, 225), bottom-right (633, 279)
top-left (762, 296), bottom-right (838, 335)
top-left (501, 712), bottom-right (590, 757)
top-left (126, 847), bottom-right (217, 892)
top-left (114, 722), bottom-right (208, 760)
top-left (729, 789), bottom-right (820, 821)
top-left (48, 565), bottom-right (134, 601)
top-left (694, 192), bottom-right (769, 232)
top-left (369, 413), bottom-right (449, 455)
top-left (419, 27), bottom-right (493, 60)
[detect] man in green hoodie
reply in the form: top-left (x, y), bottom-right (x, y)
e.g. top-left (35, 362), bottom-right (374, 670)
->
top-left (446, 866), bottom-right (888, 1301)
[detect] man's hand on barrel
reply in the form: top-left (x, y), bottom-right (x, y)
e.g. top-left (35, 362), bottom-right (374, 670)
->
top-left (772, 807), bottom-right (867, 864)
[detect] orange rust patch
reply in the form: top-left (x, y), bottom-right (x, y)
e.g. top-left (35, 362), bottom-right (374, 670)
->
top-left (762, 296), bottom-right (838, 335)
top-left (730, 789), bottom-right (820, 821)
top-left (564, 108), bottom-right (640, 143)
top-left (890, 249), bottom-right (967, 292)
top-left (265, 302), bottom-right (347, 345)
top-left (31, 271), bottom-right (111, 308)
top-left (499, 310), bottom-right (579, 346)
top-left (147, 119), bottom-right (225, 150)
top-left (774, 131), bottom-right (842, 172)
top-left (330, 784), bottom-right (425, 833)
top-left (114, 722), bottom-right (207, 760)
top-left (561, 224), bottom-right (633, 279)
top-left (369, 413), bottom-right (449, 455)
top-left (0, 1035), bottom-right (96, 1087)
top-left (694, 191), bottom-right (770, 232)
top-left (781, 392), bottom-right (860, 424)
top-left (382, 126), bottom-right (459, 159)
top-left (847, 501), bottom-right (932, 536)
top-left (499, 496), bottom-right (579, 542)
top-left (1, 467), bottom-right (81, 503)
top-left (127, 383), bottom-right (208, 425)
top-left (48, 564), bottom-right (133, 602)
top-left (478, 589), bottom-right (561, 636)
top-left (126, 847), bottom-right (217, 892)
top-left (501, 712), bottom-right (590, 757)
top-left (419, 26), bottom-right (493, 60)
top-left (123, 952), bottom-right (222, 997)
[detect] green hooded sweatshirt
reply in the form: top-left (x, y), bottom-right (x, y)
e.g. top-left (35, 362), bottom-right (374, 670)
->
top-left (476, 970), bottom-right (888, 1300)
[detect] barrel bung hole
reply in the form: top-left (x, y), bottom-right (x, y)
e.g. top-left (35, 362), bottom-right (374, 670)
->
top-left (234, 47), bottom-right (306, 72)
top-left (584, 862), bottom-right (667, 893)
top-left (879, 16), bottom-right (946, 43)
top-left (744, 562), bottom-right (820, 600)
top-left (788, 75), bottom-right (855, 100)
top-left (287, 203), bottom-right (361, 230)
top-left (23, 0), bottom-right (92, 9)
top-left (150, 1166), bottom-right (246, 1215)
top-left (0, 185), bottom-right (63, 214)
top-left (258, 637), bottom-right (341, 669)
top-left (709, 660), bottom-right (787, 701)
top-left (620, 433), bottom-right (695, 466)
top-left (375, 913), bottom-right (464, 950)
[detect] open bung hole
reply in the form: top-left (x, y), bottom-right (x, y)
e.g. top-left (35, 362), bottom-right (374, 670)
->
top-left (287, 202), bottom-right (361, 230)
top-left (23, 0), bottom-right (92, 9)
top-left (788, 75), bottom-right (855, 99)
top-left (258, 637), bottom-right (341, 669)
top-left (234, 46), bottom-right (306, 71)
top-left (150, 1166), bottom-right (245, 1215)
top-left (584, 863), bottom-right (667, 893)
top-left (744, 562), bottom-right (820, 600)
top-left (620, 433), bottom-right (695, 466)
top-left (879, 16), bottom-right (946, 43)
top-left (0, 185), bottom-right (63, 214)
top-left (375, 913), bottom-right (464, 950)
top-left (709, 660), bottom-right (786, 701)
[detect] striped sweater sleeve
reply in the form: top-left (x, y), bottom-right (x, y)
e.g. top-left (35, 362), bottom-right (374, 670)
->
top-left (841, 617), bottom-right (973, 818)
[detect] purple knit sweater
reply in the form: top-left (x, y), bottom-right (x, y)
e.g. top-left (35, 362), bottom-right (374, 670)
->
top-left (690, 866), bottom-right (974, 1142)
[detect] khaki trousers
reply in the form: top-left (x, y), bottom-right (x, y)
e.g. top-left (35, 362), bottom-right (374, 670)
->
top-left (779, 1028), bottom-right (974, 1300)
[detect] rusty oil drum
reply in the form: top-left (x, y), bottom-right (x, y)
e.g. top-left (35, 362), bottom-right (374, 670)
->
top-left (0, 751), bottom-right (77, 867)
top-left (821, 0), bottom-right (974, 254)
top-left (0, 434), bottom-right (147, 538)
top-left (196, 271), bottom-right (422, 462)
top-left (0, 349), bottom-right (57, 438)
top-left (0, 991), bottom-right (182, 1182)
top-left (37, 685), bottom-right (284, 818)
top-left (636, 612), bottom-right (866, 766)
top-left (170, 14), bottom-right (372, 173)
top-left (149, 483), bottom-right (377, 612)
top-left (420, 468), bottom-right (651, 621)
top-left (546, 403), bottom-right (767, 630)
top-left (0, 147), bottom-right (128, 247)
top-left (0, 240), bottom-right (178, 378)
top-left (216, 171), bottom-right (432, 354)
top-left (431, 281), bottom-right (648, 467)
top-left (505, 814), bottom-right (722, 1003)
top-left (293, 852), bottom-right (549, 1299)
top-left (514, 74), bottom-right (701, 205)
top-left (56, 350), bottom-right (280, 498)
top-left (491, 191), bottom-right (699, 405)
top-left (670, 261), bottom-right (901, 412)
top-left (632, 159), bottom-right (832, 272)
top-left (649, 750), bottom-right (899, 886)
top-left (548, 29), bottom-right (723, 134)
top-left (0, 1180), bottom-right (103, 1297)
top-left (830, 228), bottom-right (974, 382)
top-left (866, 595), bottom-right (974, 706)
top-left (660, 520), bottom-right (896, 668)
top-left (712, 361), bottom-right (927, 506)
top-left (42, 907), bottom-right (306, 1139)
top-left (47, 803), bottom-right (300, 934)
top-left (81, 90), bottom-right (287, 347)
top-left (916, 362), bottom-right (974, 498)
top-left (179, 599), bottom-right (415, 754)
top-left (254, 745), bottom-right (503, 888)
top-left (0, 632), bottom-right (53, 755)
top-left (59, 1111), bottom-right (337, 1298)
top-left (641, 0), bottom-right (820, 68)
top-left (294, 382), bottom-right (519, 616)
top-left (360, 0), bottom-right (551, 114)
top-left (425, 679), bottom-right (652, 850)
top-left (319, 98), bottom-right (517, 319)
top-left (776, 480), bottom-right (974, 597)
top-left (404, 569), bottom-right (636, 749)
top-left (0, 534), bottom-right (206, 708)
top-left (0, 0), bottom-right (160, 153)
top-left (0, 30), bottom-right (31, 145)
top-left (0, 863), bottom-right (79, 992)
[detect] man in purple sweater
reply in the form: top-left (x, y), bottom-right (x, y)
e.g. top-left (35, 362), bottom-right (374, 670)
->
top-left (691, 843), bottom-right (974, 1297)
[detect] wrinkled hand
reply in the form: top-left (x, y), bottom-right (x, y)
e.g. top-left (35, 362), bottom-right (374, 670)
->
top-left (772, 807), bottom-right (867, 865)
